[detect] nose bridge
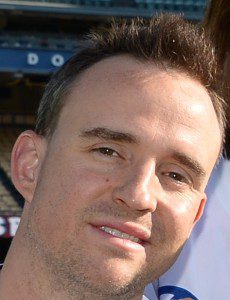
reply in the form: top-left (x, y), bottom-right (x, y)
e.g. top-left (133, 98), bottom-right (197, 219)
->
top-left (113, 159), bottom-right (158, 212)
top-left (134, 160), bottom-right (155, 199)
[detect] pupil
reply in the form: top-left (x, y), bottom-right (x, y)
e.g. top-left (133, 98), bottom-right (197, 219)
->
top-left (102, 148), bottom-right (112, 155)
top-left (172, 173), bottom-right (180, 180)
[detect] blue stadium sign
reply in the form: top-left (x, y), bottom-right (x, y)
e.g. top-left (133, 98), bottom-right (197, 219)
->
top-left (0, 48), bottom-right (74, 75)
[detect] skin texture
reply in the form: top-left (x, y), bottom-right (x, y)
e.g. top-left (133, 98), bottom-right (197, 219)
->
top-left (0, 56), bottom-right (221, 300)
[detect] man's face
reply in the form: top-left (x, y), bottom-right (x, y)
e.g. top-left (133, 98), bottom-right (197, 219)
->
top-left (27, 56), bottom-right (221, 297)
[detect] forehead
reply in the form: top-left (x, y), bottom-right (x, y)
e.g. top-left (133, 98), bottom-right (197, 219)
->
top-left (56, 55), bottom-right (221, 170)
top-left (69, 55), bottom-right (216, 119)
top-left (64, 56), bottom-right (219, 127)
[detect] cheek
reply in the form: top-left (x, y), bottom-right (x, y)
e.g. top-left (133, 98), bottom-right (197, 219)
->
top-left (39, 157), bottom-right (113, 205)
top-left (67, 165), bottom-right (115, 203)
top-left (157, 193), bottom-right (200, 246)
top-left (31, 162), bottom-right (114, 238)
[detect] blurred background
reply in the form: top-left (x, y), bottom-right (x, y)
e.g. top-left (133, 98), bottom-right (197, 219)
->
top-left (0, 0), bottom-right (209, 262)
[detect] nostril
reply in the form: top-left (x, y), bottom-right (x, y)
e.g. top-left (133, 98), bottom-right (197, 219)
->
top-left (114, 198), bottom-right (129, 208)
top-left (143, 200), bottom-right (158, 214)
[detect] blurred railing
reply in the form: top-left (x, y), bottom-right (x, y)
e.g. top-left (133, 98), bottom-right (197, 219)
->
top-left (0, 112), bottom-right (35, 127)
top-left (0, 32), bottom-right (78, 51)
top-left (0, 0), bottom-right (208, 20)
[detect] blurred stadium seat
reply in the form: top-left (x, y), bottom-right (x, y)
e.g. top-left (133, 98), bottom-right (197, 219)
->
top-left (0, 181), bottom-right (17, 213)
top-left (83, 0), bottom-right (112, 6)
top-left (0, 127), bottom-right (23, 179)
top-left (0, 127), bottom-right (24, 222)
top-left (134, 0), bottom-right (206, 12)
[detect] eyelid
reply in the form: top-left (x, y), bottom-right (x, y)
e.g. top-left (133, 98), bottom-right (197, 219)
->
top-left (89, 143), bottom-right (128, 160)
top-left (158, 163), bottom-right (194, 186)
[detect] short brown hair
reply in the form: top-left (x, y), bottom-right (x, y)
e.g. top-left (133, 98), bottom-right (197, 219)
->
top-left (204, 0), bottom-right (230, 66)
top-left (35, 13), bottom-right (226, 144)
top-left (204, 0), bottom-right (230, 158)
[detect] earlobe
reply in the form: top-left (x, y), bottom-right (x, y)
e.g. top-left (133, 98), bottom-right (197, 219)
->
top-left (11, 130), bottom-right (46, 203)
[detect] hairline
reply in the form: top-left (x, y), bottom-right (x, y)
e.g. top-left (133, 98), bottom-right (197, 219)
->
top-left (44, 53), bottom-right (224, 149)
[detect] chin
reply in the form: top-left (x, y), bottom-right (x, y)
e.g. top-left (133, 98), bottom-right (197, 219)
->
top-left (71, 258), bottom-right (147, 297)
top-left (87, 271), bottom-right (145, 298)
top-left (44, 243), bottom-right (148, 297)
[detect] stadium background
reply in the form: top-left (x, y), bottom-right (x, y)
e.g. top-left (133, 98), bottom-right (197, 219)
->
top-left (0, 0), bottom-right (210, 262)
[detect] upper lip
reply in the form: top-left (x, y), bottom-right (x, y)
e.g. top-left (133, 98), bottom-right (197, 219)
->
top-left (91, 221), bottom-right (151, 243)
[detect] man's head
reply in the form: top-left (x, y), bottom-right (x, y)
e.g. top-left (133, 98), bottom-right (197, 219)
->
top-left (10, 14), bottom-right (225, 299)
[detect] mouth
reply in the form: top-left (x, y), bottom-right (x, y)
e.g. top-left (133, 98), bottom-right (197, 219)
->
top-left (89, 223), bottom-right (150, 252)
top-left (100, 226), bottom-right (142, 244)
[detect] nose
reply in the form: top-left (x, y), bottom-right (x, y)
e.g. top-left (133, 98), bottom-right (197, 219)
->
top-left (112, 160), bottom-right (160, 213)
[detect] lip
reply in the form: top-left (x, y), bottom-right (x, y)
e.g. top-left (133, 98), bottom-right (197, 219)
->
top-left (90, 221), bottom-right (151, 244)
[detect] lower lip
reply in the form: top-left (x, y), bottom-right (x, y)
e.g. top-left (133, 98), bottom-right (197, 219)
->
top-left (89, 225), bottom-right (146, 252)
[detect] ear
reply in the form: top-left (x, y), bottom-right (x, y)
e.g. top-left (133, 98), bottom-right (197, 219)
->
top-left (193, 194), bottom-right (206, 224)
top-left (11, 130), bottom-right (46, 203)
top-left (188, 194), bottom-right (206, 237)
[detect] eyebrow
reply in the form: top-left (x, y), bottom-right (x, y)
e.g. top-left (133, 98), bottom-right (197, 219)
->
top-left (79, 127), bottom-right (138, 144)
top-left (172, 151), bottom-right (206, 178)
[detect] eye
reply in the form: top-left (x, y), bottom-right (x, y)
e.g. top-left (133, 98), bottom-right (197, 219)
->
top-left (158, 163), bottom-right (194, 190)
top-left (164, 171), bottom-right (191, 185)
top-left (167, 172), bottom-right (188, 183)
top-left (92, 147), bottom-right (119, 157)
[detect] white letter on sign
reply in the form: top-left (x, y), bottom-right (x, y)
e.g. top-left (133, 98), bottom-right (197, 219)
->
top-left (51, 54), bottom-right (64, 67)
top-left (27, 53), bottom-right (39, 65)
top-left (0, 217), bottom-right (6, 236)
top-left (8, 217), bottom-right (21, 236)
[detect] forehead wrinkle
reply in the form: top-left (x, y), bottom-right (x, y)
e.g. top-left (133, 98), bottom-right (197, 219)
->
top-left (79, 127), bottom-right (139, 144)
